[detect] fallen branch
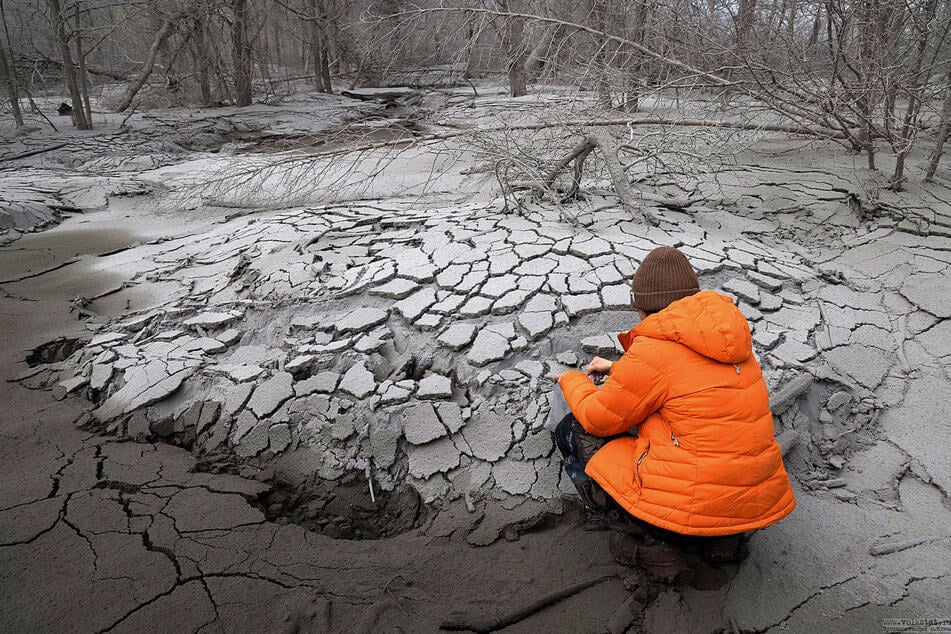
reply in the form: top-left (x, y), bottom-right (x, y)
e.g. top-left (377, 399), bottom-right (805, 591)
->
top-left (291, 117), bottom-right (842, 162)
top-left (544, 136), bottom-right (595, 199)
top-left (21, 54), bottom-right (130, 81)
top-left (0, 142), bottom-right (69, 162)
top-left (542, 135), bottom-right (689, 223)
top-left (441, 575), bottom-right (613, 632)
top-left (769, 374), bottom-right (814, 414)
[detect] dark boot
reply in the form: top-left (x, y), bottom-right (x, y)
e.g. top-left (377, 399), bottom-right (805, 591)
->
top-left (609, 530), bottom-right (689, 582)
top-left (637, 539), bottom-right (690, 582)
top-left (609, 529), bottom-right (639, 566)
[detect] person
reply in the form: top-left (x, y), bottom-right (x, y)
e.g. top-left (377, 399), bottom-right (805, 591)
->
top-left (551, 246), bottom-right (796, 581)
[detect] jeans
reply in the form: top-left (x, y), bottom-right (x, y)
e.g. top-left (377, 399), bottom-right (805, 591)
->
top-left (549, 388), bottom-right (693, 545)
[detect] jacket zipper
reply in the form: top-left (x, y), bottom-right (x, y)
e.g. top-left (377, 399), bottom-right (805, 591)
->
top-left (635, 447), bottom-right (649, 487)
top-left (670, 433), bottom-right (680, 447)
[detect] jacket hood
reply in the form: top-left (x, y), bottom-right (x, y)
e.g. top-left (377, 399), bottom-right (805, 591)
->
top-left (618, 290), bottom-right (752, 364)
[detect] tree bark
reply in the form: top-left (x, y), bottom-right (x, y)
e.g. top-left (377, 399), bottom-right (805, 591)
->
top-left (524, 24), bottom-right (559, 81)
top-left (190, 13), bottom-right (213, 105)
top-left (232, 0), bottom-right (252, 106)
top-left (498, 0), bottom-right (527, 97)
top-left (924, 69), bottom-right (951, 182)
top-left (0, 31), bottom-right (21, 126)
top-left (0, 0), bottom-right (21, 127)
top-left (74, 1), bottom-right (92, 127)
top-left (593, 0), bottom-right (612, 109)
top-left (623, 0), bottom-right (650, 113)
top-left (113, 11), bottom-right (184, 112)
top-left (735, 0), bottom-right (757, 58)
top-left (807, 3), bottom-right (820, 50)
top-left (308, 0), bottom-right (331, 93)
top-left (46, 0), bottom-right (89, 129)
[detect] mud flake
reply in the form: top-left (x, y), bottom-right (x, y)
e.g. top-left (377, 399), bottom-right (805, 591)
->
top-left (338, 361), bottom-right (376, 399)
top-left (493, 458), bottom-right (538, 495)
top-left (370, 277), bottom-right (420, 299)
top-left (394, 288), bottom-right (437, 321)
top-left (437, 323), bottom-right (477, 350)
top-left (335, 307), bottom-right (389, 334)
top-left (246, 371), bottom-right (293, 418)
top-left (407, 436), bottom-right (461, 479)
top-left (417, 374), bottom-right (452, 400)
top-left (562, 293), bottom-right (601, 317)
top-left (467, 329), bottom-right (511, 366)
top-left (460, 409), bottom-right (512, 462)
top-left (402, 402), bottom-right (447, 445)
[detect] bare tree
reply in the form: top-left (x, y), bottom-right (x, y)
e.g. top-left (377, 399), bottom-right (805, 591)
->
top-left (889, 0), bottom-right (941, 189)
top-left (114, 7), bottom-right (189, 112)
top-left (0, 38), bottom-right (20, 126)
top-left (73, 0), bottom-right (91, 126)
top-left (925, 63), bottom-right (951, 181)
top-left (46, 0), bottom-right (90, 128)
top-left (497, 0), bottom-right (527, 97)
top-left (231, 0), bottom-right (252, 106)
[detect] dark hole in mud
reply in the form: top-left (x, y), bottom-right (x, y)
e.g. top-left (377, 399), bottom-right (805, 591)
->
top-left (26, 337), bottom-right (86, 367)
top-left (254, 473), bottom-right (427, 540)
top-left (93, 395), bottom-right (428, 541)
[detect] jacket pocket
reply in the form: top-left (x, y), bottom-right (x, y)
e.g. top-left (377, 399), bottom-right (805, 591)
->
top-left (635, 442), bottom-right (650, 489)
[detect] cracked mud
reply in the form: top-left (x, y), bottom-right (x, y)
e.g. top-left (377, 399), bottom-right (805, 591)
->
top-left (1, 87), bottom-right (949, 632)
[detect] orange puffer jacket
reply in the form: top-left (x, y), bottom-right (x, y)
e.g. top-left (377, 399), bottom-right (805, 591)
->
top-left (559, 290), bottom-right (795, 536)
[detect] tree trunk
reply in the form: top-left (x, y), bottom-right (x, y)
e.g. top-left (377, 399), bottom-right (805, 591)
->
top-left (46, 0), bottom-right (89, 129)
top-left (786, 0), bottom-right (796, 41)
top-left (113, 12), bottom-right (183, 112)
top-left (735, 0), bottom-right (757, 58)
top-left (74, 1), bottom-right (92, 127)
top-left (593, 0), bottom-right (612, 109)
top-left (924, 69), bottom-right (951, 182)
top-left (524, 24), bottom-right (558, 81)
top-left (890, 0), bottom-right (939, 190)
top-left (0, 31), bottom-right (21, 126)
top-left (498, 0), bottom-right (527, 97)
top-left (191, 14), bottom-right (213, 105)
top-left (319, 45), bottom-right (332, 93)
top-left (0, 0), bottom-right (22, 127)
top-left (807, 3), bottom-right (820, 50)
top-left (623, 0), bottom-right (650, 113)
top-left (308, 0), bottom-right (331, 93)
top-left (232, 0), bottom-right (252, 106)
top-left (463, 16), bottom-right (478, 79)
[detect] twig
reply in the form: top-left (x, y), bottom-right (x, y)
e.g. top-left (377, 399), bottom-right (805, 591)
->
top-left (366, 464), bottom-right (376, 504)
top-left (440, 575), bottom-right (614, 632)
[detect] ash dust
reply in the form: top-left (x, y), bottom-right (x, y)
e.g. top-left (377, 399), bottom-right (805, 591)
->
top-left (1, 84), bottom-right (949, 633)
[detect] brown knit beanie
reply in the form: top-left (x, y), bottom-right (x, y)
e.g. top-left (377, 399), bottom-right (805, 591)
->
top-left (631, 246), bottom-right (700, 313)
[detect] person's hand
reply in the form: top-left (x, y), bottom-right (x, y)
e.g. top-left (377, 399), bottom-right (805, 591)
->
top-left (586, 357), bottom-right (613, 379)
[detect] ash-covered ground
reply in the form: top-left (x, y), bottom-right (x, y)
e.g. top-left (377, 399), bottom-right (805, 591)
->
top-left (1, 85), bottom-right (949, 633)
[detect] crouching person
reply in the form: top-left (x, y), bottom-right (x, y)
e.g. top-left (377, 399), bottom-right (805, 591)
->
top-left (552, 246), bottom-right (796, 582)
